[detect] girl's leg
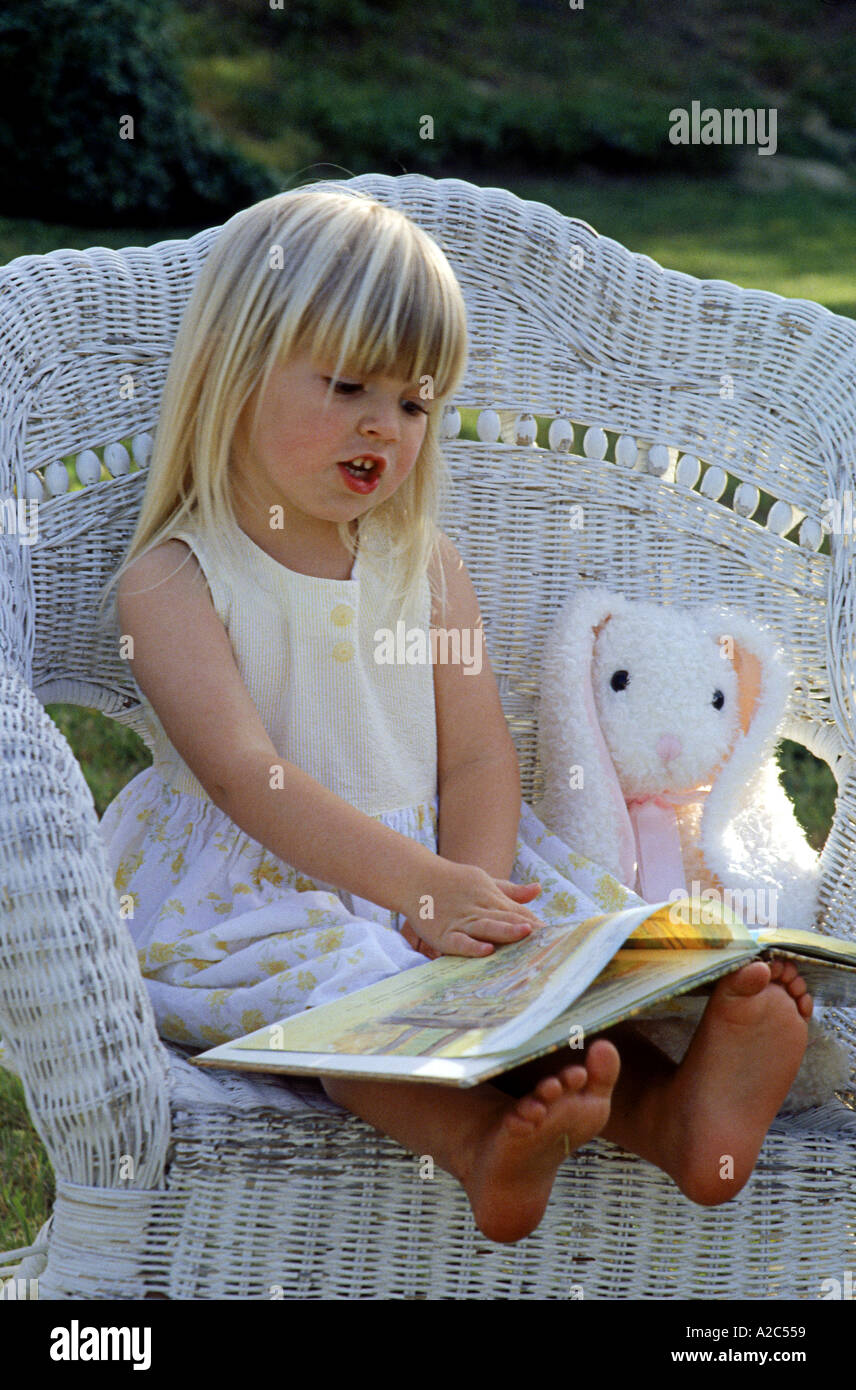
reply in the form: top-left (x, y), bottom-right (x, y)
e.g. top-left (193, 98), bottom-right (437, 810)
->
top-left (449, 960), bottom-right (811, 1209)
top-left (322, 1039), bottom-right (620, 1244)
top-left (598, 961), bottom-right (811, 1204)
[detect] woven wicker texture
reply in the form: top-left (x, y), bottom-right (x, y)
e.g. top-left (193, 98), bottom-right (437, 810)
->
top-left (0, 172), bottom-right (854, 1298)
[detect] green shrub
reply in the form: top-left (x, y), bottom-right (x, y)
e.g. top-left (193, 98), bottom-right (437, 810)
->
top-left (0, 0), bottom-right (278, 225)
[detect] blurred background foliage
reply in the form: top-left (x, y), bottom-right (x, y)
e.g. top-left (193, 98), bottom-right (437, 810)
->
top-left (0, 0), bottom-right (853, 227)
top-left (1, 0), bottom-right (852, 1248)
top-left (0, 0), bottom-right (277, 224)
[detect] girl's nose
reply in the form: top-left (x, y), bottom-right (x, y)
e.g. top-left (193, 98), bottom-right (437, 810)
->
top-left (656, 733), bottom-right (683, 762)
top-left (361, 400), bottom-right (399, 441)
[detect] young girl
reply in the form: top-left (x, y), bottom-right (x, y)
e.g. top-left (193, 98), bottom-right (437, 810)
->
top-left (98, 186), bottom-right (812, 1246)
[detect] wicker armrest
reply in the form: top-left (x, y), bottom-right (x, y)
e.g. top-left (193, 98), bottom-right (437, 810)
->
top-left (0, 658), bottom-right (171, 1190)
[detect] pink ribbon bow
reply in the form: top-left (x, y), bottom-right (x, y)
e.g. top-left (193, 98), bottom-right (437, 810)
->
top-left (624, 789), bottom-right (708, 903)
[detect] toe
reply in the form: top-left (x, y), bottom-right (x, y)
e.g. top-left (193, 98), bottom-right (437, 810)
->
top-left (558, 1065), bottom-right (587, 1093)
top-left (584, 1039), bottom-right (621, 1090)
top-left (534, 1075), bottom-right (563, 1104)
top-left (515, 1095), bottom-right (547, 1125)
top-left (726, 960), bottom-right (771, 997)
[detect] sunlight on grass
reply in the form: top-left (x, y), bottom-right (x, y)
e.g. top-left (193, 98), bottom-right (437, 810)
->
top-left (634, 241), bottom-right (855, 316)
top-left (505, 178), bottom-right (856, 319)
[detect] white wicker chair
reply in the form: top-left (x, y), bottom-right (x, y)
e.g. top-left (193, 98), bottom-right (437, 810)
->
top-left (1, 172), bottom-right (855, 1300)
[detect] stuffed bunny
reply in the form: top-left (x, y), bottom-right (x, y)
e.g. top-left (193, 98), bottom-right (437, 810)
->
top-left (534, 587), bottom-right (850, 1111)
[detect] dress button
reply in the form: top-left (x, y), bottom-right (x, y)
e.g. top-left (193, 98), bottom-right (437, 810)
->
top-left (332, 640), bottom-right (354, 662)
top-left (330, 603), bottom-right (355, 627)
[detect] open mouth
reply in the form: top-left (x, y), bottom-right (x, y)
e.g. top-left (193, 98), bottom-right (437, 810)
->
top-left (338, 457), bottom-right (384, 493)
top-left (341, 458), bottom-right (381, 479)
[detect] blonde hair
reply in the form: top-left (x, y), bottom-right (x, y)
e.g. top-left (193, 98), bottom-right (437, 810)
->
top-left (97, 185), bottom-right (470, 635)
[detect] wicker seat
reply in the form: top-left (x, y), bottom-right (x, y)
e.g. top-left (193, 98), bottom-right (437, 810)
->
top-left (1, 172), bottom-right (855, 1300)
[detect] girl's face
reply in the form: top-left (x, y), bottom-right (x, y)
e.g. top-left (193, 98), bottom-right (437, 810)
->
top-left (230, 349), bottom-right (432, 531)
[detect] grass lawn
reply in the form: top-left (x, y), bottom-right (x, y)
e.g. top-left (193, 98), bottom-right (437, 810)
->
top-left (0, 167), bottom-right (851, 1261)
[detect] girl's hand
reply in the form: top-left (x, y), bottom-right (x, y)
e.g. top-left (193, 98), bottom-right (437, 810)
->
top-left (400, 919), bottom-right (441, 959)
top-left (399, 861), bottom-right (543, 959)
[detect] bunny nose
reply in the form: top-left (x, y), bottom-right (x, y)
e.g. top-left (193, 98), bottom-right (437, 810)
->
top-left (657, 733), bottom-right (683, 762)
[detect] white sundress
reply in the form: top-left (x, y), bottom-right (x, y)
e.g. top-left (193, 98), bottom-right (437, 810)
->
top-left (99, 513), bottom-right (643, 1052)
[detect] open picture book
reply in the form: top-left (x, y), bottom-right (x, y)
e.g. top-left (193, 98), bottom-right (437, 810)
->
top-left (191, 897), bottom-right (856, 1088)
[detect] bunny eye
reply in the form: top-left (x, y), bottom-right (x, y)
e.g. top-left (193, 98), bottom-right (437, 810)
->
top-left (712, 689), bottom-right (725, 710)
top-left (610, 670), bottom-right (630, 692)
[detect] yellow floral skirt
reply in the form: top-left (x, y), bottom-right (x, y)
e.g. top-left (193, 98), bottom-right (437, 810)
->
top-left (99, 766), bottom-right (643, 1050)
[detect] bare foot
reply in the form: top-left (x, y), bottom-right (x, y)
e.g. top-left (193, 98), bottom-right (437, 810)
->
top-left (645, 961), bottom-right (810, 1205)
top-left (462, 1039), bottom-right (619, 1243)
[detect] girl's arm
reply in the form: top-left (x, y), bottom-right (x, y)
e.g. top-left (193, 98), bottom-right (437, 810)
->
top-left (435, 752), bottom-right (521, 880)
top-left (429, 531), bottom-right (527, 880)
top-left (398, 534), bottom-right (541, 958)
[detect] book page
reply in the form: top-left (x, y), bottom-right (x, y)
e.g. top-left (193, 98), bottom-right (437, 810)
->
top-left (191, 945), bottom-right (758, 1088)
top-left (752, 927), bottom-right (856, 963)
top-left (225, 897), bottom-right (748, 1063)
top-left (624, 895), bottom-right (751, 948)
top-left (528, 946), bottom-right (756, 1042)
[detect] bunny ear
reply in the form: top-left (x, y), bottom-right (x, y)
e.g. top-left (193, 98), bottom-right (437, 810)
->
top-left (701, 626), bottom-right (766, 788)
top-left (696, 607), bottom-right (820, 929)
top-left (731, 641), bottom-right (763, 737)
top-left (700, 607), bottom-right (788, 748)
top-left (536, 587), bottom-right (637, 887)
